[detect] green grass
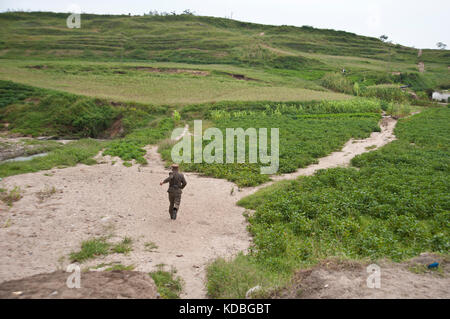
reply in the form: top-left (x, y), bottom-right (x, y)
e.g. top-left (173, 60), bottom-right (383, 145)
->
top-left (207, 253), bottom-right (287, 299)
top-left (0, 60), bottom-right (351, 105)
top-left (0, 139), bottom-right (104, 178)
top-left (0, 12), bottom-right (447, 102)
top-left (0, 79), bottom-right (169, 138)
top-left (111, 237), bottom-right (133, 254)
top-left (1, 12), bottom-right (448, 67)
top-left (0, 80), bottom-right (119, 138)
top-left (69, 236), bottom-right (134, 262)
top-left (207, 107), bottom-right (450, 298)
top-left (149, 264), bottom-right (183, 299)
top-left (69, 237), bottom-right (111, 263)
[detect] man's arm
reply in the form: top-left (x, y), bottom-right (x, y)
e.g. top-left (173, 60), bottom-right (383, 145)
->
top-left (160, 174), bottom-right (173, 186)
top-left (180, 174), bottom-right (187, 189)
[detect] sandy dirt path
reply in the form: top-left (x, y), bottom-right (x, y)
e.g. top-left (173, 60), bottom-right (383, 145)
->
top-left (0, 115), bottom-right (398, 299)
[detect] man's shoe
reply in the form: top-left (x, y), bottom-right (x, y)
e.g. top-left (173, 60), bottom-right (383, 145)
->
top-left (173, 208), bottom-right (178, 220)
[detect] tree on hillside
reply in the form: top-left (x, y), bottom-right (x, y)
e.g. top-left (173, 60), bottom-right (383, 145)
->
top-left (182, 9), bottom-right (195, 15)
top-left (436, 42), bottom-right (447, 50)
top-left (379, 35), bottom-right (388, 42)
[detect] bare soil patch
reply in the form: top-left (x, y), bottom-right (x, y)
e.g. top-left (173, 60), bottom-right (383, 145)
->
top-left (0, 270), bottom-right (158, 299)
top-left (226, 73), bottom-right (259, 81)
top-left (134, 67), bottom-right (210, 76)
top-left (273, 253), bottom-right (449, 299)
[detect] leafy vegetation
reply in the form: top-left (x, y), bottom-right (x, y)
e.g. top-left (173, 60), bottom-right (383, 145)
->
top-left (163, 99), bottom-right (382, 187)
top-left (0, 186), bottom-right (22, 206)
top-left (0, 80), bottom-right (169, 138)
top-left (0, 80), bottom-right (119, 137)
top-left (111, 237), bottom-right (133, 254)
top-left (149, 264), bottom-right (183, 299)
top-left (0, 80), bottom-right (37, 108)
top-left (208, 107), bottom-right (450, 298)
top-left (69, 237), bottom-right (111, 263)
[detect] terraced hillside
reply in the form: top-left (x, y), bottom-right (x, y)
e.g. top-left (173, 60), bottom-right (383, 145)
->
top-left (0, 11), bottom-right (448, 105)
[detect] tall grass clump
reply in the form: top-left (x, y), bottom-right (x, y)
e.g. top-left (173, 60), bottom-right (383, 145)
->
top-left (320, 73), bottom-right (354, 95)
top-left (360, 86), bottom-right (410, 103)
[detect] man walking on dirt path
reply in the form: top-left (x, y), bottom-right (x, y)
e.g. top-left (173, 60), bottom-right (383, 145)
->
top-left (160, 164), bottom-right (187, 220)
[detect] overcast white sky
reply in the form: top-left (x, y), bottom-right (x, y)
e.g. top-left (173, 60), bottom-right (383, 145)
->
top-left (1, 0), bottom-right (449, 49)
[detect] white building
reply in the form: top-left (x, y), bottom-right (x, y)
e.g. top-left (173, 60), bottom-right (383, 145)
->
top-left (432, 92), bottom-right (450, 102)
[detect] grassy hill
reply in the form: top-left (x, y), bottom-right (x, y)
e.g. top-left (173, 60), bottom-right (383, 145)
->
top-left (0, 11), bottom-right (448, 105)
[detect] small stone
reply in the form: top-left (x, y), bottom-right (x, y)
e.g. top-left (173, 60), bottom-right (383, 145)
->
top-left (50, 291), bottom-right (58, 296)
top-left (12, 291), bottom-right (23, 296)
top-left (176, 254), bottom-right (183, 258)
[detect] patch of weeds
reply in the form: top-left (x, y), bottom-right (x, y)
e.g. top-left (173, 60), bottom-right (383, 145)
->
top-left (36, 185), bottom-right (57, 202)
top-left (144, 241), bottom-right (158, 252)
top-left (111, 237), bottom-right (133, 254)
top-left (408, 264), bottom-right (429, 274)
top-left (408, 264), bottom-right (444, 276)
top-left (149, 264), bottom-right (183, 299)
top-left (365, 145), bottom-right (377, 150)
top-left (123, 161), bottom-right (132, 167)
top-left (70, 236), bottom-right (133, 263)
top-left (0, 186), bottom-right (22, 206)
top-left (69, 237), bottom-right (111, 263)
top-left (206, 253), bottom-right (286, 299)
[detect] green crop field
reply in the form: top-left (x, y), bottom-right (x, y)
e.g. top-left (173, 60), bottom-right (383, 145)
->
top-left (161, 99), bottom-right (384, 187)
top-left (208, 107), bottom-right (450, 298)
